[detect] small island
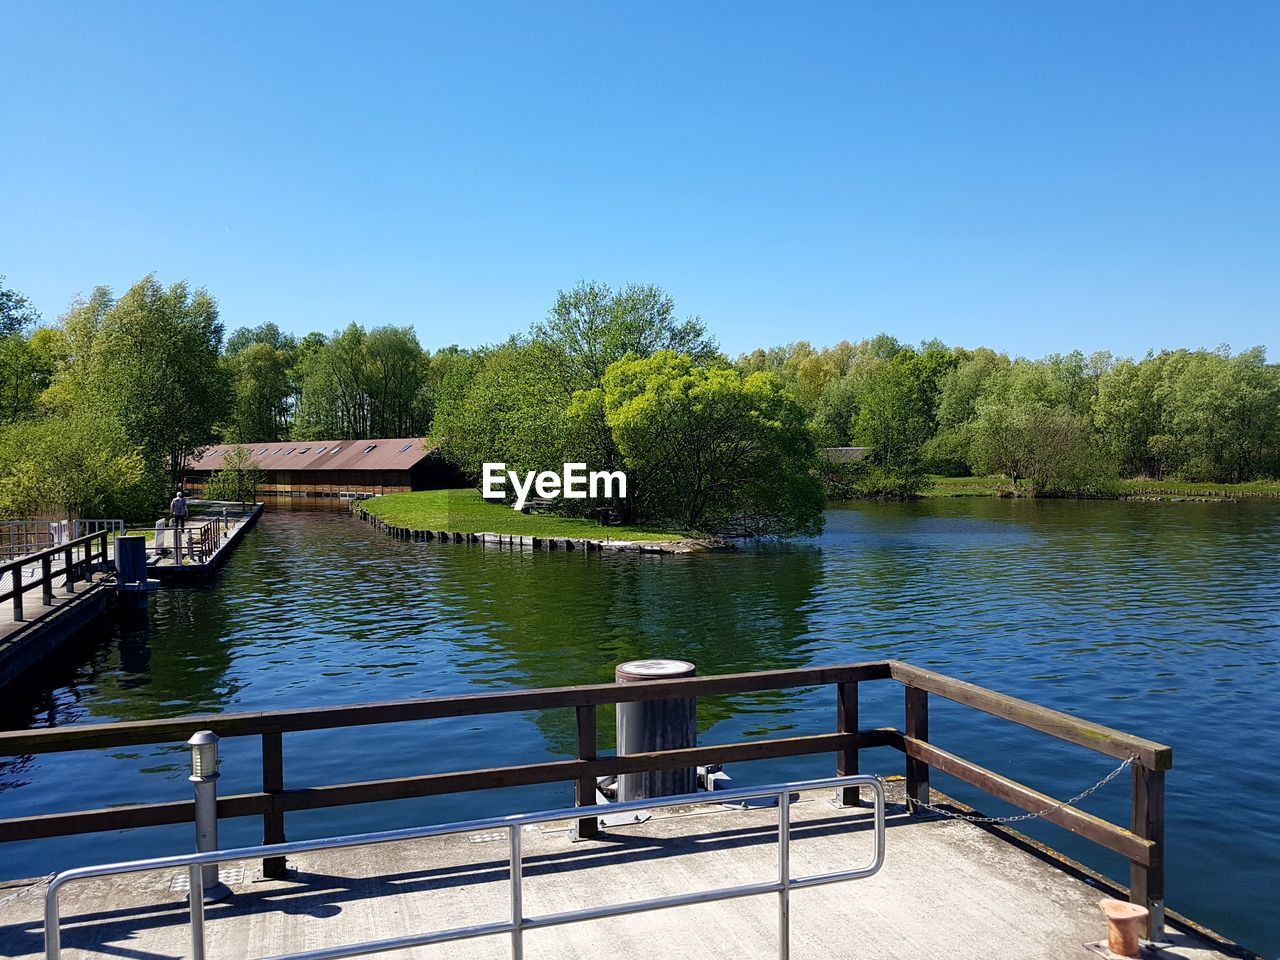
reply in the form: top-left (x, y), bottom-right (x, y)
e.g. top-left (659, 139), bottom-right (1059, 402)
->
top-left (356, 489), bottom-right (730, 553)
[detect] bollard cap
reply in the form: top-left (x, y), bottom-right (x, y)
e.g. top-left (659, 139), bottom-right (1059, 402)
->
top-left (616, 659), bottom-right (696, 682)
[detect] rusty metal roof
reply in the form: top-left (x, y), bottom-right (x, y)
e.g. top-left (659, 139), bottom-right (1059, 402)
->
top-left (186, 439), bottom-right (434, 472)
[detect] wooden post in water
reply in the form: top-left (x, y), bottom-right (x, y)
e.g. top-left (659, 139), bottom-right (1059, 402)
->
top-left (835, 681), bottom-right (860, 806)
top-left (905, 685), bottom-right (930, 813)
top-left (574, 705), bottom-right (598, 839)
top-left (1130, 765), bottom-right (1165, 938)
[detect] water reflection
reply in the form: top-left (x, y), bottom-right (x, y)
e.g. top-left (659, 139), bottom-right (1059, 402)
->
top-left (0, 500), bottom-right (1276, 954)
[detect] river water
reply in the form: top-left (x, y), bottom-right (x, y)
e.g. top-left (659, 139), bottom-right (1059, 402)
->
top-left (2, 500), bottom-right (1277, 953)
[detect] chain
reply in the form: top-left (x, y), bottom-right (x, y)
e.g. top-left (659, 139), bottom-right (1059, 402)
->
top-left (886, 754), bottom-right (1136, 824)
top-left (0, 873), bottom-right (55, 911)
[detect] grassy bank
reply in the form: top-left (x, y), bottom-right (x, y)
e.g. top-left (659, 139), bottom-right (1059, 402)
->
top-left (361, 489), bottom-right (688, 541)
top-left (921, 475), bottom-right (1280, 500)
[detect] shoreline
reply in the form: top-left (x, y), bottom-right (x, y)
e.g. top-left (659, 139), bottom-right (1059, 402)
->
top-left (351, 501), bottom-right (733, 553)
top-left (920, 476), bottom-right (1280, 503)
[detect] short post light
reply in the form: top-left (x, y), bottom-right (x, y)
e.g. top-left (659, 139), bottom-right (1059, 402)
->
top-left (187, 730), bottom-right (233, 903)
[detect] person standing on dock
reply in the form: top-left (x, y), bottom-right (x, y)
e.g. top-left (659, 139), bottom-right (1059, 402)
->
top-left (169, 489), bottom-right (188, 542)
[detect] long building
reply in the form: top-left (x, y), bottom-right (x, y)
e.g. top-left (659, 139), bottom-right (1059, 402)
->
top-left (183, 438), bottom-right (460, 499)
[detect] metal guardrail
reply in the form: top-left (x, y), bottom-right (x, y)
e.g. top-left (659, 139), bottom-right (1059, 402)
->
top-left (71, 519), bottom-right (124, 541)
top-left (44, 774), bottom-right (885, 960)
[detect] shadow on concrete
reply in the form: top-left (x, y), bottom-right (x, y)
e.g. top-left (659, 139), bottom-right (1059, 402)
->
top-left (0, 803), bottom-right (908, 960)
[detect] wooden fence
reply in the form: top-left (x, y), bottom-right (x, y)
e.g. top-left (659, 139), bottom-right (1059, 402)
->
top-left (0, 660), bottom-right (1170, 928)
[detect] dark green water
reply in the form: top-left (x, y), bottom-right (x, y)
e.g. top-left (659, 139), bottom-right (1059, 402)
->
top-left (2, 500), bottom-right (1277, 953)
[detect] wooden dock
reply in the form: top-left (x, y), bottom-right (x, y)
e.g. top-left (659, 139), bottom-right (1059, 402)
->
top-left (0, 504), bottom-right (263, 689)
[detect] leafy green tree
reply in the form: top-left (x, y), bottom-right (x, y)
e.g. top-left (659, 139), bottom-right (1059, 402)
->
top-left (968, 400), bottom-right (1115, 496)
top-left (0, 332), bottom-right (55, 423)
top-left (434, 341), bottom-right (570, 478)
top-left (223, 341), bottom-right (293, 442)
top-left (590, 352), bottom-right (824, 535)
top-left (535, 281), bottom-right (717, 394)
top-left (203, 445), bottom-right (265, 505)
top-left (0, 277), bottom-right (40, 338)
top-left (0, 411), bottom-right (157, 520)
top-left (365, 325), bottom-right (427, 436)
top-left (53, 276), bottom-right (230, 482)
top-left (422, 346), bottom-right (483, 433)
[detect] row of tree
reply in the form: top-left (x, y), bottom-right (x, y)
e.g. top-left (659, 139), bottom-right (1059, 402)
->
top-left (740, 337), bottom-right (1280, 496)
top-left (1, 272), bottom-right (1276, 528)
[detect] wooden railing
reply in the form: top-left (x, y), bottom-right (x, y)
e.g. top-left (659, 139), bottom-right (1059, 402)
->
top-left (0, 660), bottom-right (1171, 931)
top-left (0, 530), bottom-right (111, 623)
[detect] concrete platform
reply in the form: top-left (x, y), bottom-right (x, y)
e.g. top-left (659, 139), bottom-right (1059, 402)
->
top-left (0, 784), bottom-right (1242, 960)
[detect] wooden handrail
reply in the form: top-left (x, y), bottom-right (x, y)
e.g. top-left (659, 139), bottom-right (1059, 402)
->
top-left (889, 661), bottom-right (1172, 769)
top-left (0, 530), bottom-right (110, 619)
top-left (0, 659), bottom-right (1171, 931)
top-left (0, 662), bottom-right (895, 755)
top-left (0, 529), bottom-right (109, 578)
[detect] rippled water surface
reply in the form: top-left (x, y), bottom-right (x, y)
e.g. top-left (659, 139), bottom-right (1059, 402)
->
top-left (2, 500), bottom-right (1278, 953)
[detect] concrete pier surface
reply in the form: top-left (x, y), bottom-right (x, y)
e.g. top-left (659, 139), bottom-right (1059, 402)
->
top-left (0, 784), bottom-right (1247, 960)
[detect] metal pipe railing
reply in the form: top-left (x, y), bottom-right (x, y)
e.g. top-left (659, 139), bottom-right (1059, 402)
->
top-left (44, 774), bottom-right (885, 960)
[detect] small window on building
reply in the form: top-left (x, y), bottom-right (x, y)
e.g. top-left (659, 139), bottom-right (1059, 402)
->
top-left (330, 446), bottom-right (341, 455)
top-left (286, 448), bottom-right (296, 455)
top-left (297, 447), bottom-right (309, 455)
top-left (399, 443), bottom-right (413, 453)
top-left (363, 444), bottom-right (377, 454)
top-left (315, 447), bottom-right (326, 455)
top-left (256, 449), bottom-right (267, 455)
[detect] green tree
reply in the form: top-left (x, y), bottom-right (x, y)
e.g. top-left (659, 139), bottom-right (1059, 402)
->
top-left (0, 411), bottom-right (156, 520)
top-left (434, 341), bottom-right (570, 479)
top-left (0, 276), bottom-right (40, 338)
top-left (535, 281), bottom-right (717, 394)
top-left (51, 276), bottom-right (230, 483)
top-left (590, 352), bottom-right (824, 535)
top-left (203, 445), bottom-right (265, 505)
top-left (365, 325), bottom-right (427, 436)
top-left (224, 341), bottom-right (293, 441)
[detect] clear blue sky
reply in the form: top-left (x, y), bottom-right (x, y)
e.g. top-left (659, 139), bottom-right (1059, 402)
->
top-left (2, 2), bottom-right (1276, 359)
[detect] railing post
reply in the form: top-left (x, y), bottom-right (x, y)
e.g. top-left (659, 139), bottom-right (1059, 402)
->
top-left (261, 728), bottom-right (288, 878)
top-left (83, 539), bottom-right (94, 583)
top-left (904, 685), bottom-right (930, 813)
top-left (574, 704), bottom-right (599, 840)
top-left (10, 562), bottom-right (23, 622)
top-left (835, 681), bottom-right (860, 806)
top-left (63, 546), bottom-right (74, 593)
top-left (1130, 764), bottom-right (1165, 939)
top-left (41, 554), bottom-right (53, 605)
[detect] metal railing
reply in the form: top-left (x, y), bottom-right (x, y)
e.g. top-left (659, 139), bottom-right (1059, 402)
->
top-left (44, 774), bottom-right (885, 960)
top-left (71, 519), bottom-right (125, 541)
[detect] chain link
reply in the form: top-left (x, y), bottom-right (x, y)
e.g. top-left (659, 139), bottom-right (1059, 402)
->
top-left (884, 754), bottom-right (1136, 824)
top-left (0, 873), bottom-right (55, 911)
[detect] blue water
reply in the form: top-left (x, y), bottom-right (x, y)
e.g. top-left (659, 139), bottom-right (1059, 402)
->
top-left (1, 499), bottom-right (1277, 953)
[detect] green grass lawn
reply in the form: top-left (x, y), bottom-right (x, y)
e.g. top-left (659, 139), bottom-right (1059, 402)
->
top-left (1116, 477), bottom-right (1280, 498)
top-left (920, 475), bottom-right (1011, 497)
top-left (362, 489), bottom-right (688, 541)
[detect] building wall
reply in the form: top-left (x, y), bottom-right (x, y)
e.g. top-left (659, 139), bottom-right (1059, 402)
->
top-left (184, 469), bottom-right (414, 499)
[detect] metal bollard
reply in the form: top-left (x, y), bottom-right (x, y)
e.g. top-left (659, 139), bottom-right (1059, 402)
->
top-left (187, 731), bottom-right (233, 903)
top-left (615, 659), bottom-right (697, 801)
